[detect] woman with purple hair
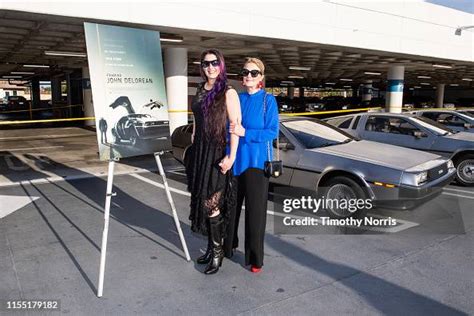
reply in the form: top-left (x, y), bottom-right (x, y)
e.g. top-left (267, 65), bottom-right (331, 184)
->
top-left (186, 48), bottom-right (241, 274)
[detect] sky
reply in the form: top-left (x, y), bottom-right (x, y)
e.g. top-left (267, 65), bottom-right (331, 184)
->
top-left (426, 0), bottom-right (474, 14)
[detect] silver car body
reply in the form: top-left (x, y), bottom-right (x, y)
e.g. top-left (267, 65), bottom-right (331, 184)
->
top-left (324, 112), bottom-right (474, 159)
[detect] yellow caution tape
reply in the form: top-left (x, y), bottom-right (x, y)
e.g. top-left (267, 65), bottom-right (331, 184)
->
top-left (281, 107), bottom-right (382, 116)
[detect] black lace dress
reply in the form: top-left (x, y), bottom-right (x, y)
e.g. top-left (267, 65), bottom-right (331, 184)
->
top-left (186, 84), bottom-right (236, 236)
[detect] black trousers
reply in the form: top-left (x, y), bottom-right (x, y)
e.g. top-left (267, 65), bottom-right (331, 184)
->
top-left (224, 168), bottom-right (269, 267)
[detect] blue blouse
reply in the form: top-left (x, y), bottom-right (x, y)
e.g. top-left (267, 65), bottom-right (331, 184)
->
top-left (231, 89), bottom-right (279, 176)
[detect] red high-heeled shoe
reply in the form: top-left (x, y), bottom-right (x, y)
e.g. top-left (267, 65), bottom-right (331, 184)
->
top-left (250, 265), bottom-right (262, 273)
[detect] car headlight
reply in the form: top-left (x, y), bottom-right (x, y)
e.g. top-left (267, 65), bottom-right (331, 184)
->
top-left (447, 159), bottom-right (454, 169)
top-left (415, 171), bottom-right (428, 186)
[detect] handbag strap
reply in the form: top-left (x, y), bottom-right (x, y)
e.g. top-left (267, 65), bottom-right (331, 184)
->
top-left (263, 93), bottom-right (280, 161)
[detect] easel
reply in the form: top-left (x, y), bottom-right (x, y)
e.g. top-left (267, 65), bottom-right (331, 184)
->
top-left (97, 151), bottom-right (191, 297)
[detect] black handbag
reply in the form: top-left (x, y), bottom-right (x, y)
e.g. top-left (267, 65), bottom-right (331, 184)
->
top-left (262, 93), bottom-right (283, 178)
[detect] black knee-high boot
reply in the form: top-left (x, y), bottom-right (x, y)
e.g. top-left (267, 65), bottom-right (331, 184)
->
top-left (197, 220), bottom-right (212, 264)
top-left (204, 214), bottom-right (224, 275)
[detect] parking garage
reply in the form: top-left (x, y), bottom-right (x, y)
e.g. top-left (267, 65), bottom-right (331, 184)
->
top-left (0, 2), bottom-right (473, 314)
top-left (1, 6), bottom-right (473, 131)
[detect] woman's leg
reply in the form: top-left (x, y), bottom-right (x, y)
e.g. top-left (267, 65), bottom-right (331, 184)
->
top-left (203, 191), bottom-right (225, 274)
top-left (244, 168), bottom-right (269, 268)
top-left (224, 175), bottom-right (245, 257)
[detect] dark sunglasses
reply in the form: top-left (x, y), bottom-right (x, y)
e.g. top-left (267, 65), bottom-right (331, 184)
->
top-left (241, 69), bottom-right (262, 77)
top-left (201, 59), bottom-right (220, 68)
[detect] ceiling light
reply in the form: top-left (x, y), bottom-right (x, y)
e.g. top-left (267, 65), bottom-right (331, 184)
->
top-left (433, 64), bottom-right (452, 69)
top-left (11, 71), bottom-right (34, 75)
top-left (45, 50), bottom-right (87, 57)
top-left (450, 84), bottom-right (459, 86)
top-left (364, 72), bottom-right (381, 75)
top-left (462, 78), bottom-right (473, 81)
top-left (414, 86), bottom-right (421, 88)
top-left (23, 64), bottom-right (50, 68)
top-left (227, 73), bottom-right (238, 76)
top-left (325, 82), bottom-right (336, 85)
top-left (160, 37), bottom-right (183, 43)
top-left (281, 80), bottom-right (294, 84)
top-left (409, 88), bottom-right (414, 90)
top-left (417, 75), bottom-right (431, 79)
top-left (343, 85), bottom-right (352, 88)
top-left (288, 75), bottom-right (304, 79)
top-left (192, 61), bottom-right (200, 65)
top-left (2, 75), bottom-right (22, 79)
top-left (340, 78), bottom-right (352, 81)
top-left (420, 82), bottom-right (430, 85)
top-left (289, 66), bottom-right (311, 71)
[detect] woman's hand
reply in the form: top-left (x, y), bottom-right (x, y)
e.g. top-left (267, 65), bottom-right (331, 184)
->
top-left (229, 122), bottom-right (245, 137)
top-left (218, 155), bottom-right (235, 174)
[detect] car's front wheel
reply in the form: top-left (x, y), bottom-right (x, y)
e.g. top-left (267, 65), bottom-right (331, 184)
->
top-left (454, 154), bottom-right (474, 186)
top-left (320, 176), bottom-right (368, 218)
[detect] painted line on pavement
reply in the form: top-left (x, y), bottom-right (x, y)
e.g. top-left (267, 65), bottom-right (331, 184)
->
top-left (443, 187), bottom-right (474, 195)
top-left (442, 192), bottom-right (474, 200)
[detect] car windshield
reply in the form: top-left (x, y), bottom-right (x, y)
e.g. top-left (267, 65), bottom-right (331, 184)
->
top-left (460, 111), bottom-right (474, 118)
top-left (456, 112), bottom-right (474, 121)
top-left (411, 116), bottom-right (453, 135)
top-left (283, 119), bottom-right (356, 149)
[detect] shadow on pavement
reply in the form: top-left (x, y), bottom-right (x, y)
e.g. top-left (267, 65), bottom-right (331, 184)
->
top-left (18, 154), bottom-right (203, 295)
top-left (265, 233), bottom-right (467, 315)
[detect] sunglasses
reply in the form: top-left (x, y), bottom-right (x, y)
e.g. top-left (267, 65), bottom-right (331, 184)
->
top-left (201, 59), bottom-right (220, 68)
top-left (241, 69), bottom-right (262, 78)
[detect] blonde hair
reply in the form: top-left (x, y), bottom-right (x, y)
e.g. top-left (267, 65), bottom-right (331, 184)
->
top-left (244, 57), bottom-right (265, 75)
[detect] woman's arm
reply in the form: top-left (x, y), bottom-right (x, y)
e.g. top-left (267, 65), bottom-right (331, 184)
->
top-left (191, 115), bottom-right (195, 143)
top-left (219, 88), bottom-right (241, 173)
top-left (243, 95), bottom-right (279, 143)
top-left (226, 89), bottom-right (241, 160)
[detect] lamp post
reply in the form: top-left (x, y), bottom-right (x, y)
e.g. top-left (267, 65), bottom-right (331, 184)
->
top-left (455, 26), bottom-right (474, 35)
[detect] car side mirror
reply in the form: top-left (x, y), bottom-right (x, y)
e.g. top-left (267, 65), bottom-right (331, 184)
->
top-left (413, 131), bottom-right (427, 138)
top-left (464, 123), bottom-right (472, 129)
top-left (274, 140), bottom-right (294, 151)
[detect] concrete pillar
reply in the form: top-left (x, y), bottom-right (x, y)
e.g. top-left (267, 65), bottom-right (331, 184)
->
top-left (362, 80), bottom-right (373, 102)
top-left (386, 65), bottom-right (405, 113)
top-left (82, 67), bottom-right (95, 126)
top-left (51, 77), bottom-right (62, 105)
top-left (436, 83), bottom-right (445, 108)
top-left (164, 47), bottom-right (188, 134)
top-left (288, 86), bottom-right (295, 99)
top-left (31, 79), bottom-right (40, 109)
top-left (299, 87), bottom-right (305, 98)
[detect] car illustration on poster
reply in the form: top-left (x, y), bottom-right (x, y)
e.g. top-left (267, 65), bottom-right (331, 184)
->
top-left (108, 96), bottom-right (169, 146)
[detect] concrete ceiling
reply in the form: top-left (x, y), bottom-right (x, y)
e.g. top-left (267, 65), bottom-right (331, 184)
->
top-left (0, 9), bottom-right (473, 90)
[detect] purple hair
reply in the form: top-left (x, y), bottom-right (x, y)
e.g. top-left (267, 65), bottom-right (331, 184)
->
top-left (199, 49), bottom-right (228, 145)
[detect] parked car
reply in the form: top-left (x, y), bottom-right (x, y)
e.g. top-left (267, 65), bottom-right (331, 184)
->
top-left (409, 110), bottom-right (474, 133)
top-left (324, 112), bottom-right (474, 186)
top-left (2, 95), bottom-right (30, 110)
top-left (171, 117), bottom-right (455, 218)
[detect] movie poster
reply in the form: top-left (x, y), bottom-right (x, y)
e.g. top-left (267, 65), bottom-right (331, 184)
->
top-left (84, 23), bottom-right (171, 161)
